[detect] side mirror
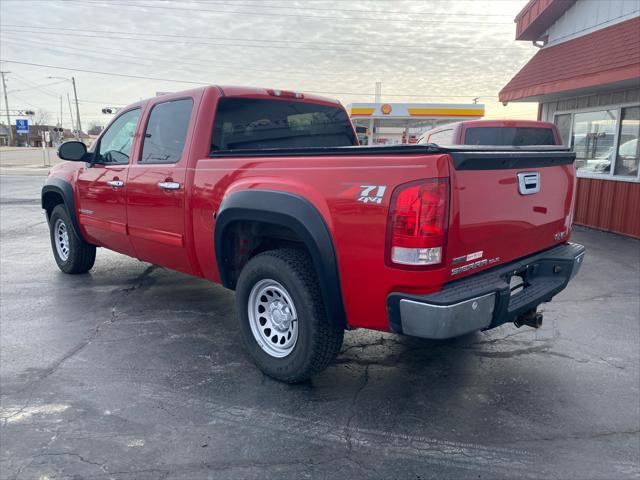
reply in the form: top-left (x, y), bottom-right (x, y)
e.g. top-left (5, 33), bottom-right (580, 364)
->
top-left (58, 141), bottom-right (89, 162)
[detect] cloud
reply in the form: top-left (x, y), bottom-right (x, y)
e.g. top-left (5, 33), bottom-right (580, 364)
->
top-left (0, 0), bottom-right (538, 127)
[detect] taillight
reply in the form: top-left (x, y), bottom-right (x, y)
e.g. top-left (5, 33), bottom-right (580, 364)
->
top-left (386, 179), bottom-right (448, 267)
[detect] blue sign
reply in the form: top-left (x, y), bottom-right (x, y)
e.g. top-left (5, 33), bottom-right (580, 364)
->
top-left (16, 119), bottom-right (29, 134)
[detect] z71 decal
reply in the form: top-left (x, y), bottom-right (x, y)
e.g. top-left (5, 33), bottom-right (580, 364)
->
top-left (339, 185), bottom-right (387, 205)
top-left (358, 185), bottom-right (387, 204)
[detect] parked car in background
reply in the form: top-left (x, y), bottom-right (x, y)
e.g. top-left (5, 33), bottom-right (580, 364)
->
top-left (42, 86), bottom-right (584, 383)
top-left (418, 120), bottom-right (562, 146)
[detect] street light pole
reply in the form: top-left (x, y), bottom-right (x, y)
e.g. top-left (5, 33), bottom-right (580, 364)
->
top-left (1, 71), bottom-right (14, 146)
top-left (67, 93), bottom-right (76, 139)
top-left (71, 77), bottom-right (82, 140)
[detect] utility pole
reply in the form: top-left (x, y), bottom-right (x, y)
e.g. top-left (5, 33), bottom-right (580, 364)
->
top-left (67, 93), bottom-right (76, 138)
top-left (71, 77), bottom-right (82, 140)
top-left (59, 95), bottom-right (63, 127)
top-left (1, 71), bottom-right (14, 146)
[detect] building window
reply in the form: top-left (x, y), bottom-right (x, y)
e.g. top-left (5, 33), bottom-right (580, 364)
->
top-left (554, 113), bottom-right (572, 146)
top-left (614, 106), bottom-right (639, 177)
top-left (572, 109), bottom-right (618, 175)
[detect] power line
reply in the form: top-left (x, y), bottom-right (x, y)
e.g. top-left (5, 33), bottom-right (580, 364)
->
top-left (0, 34), bottom-right (527, 87)
top-left (77, 99), bottom-right (125, 105)
top-left (63, 0), bottom-right (514, 26)
top-left (0, 59), bottom-right (240, 85)
top-left (185, 0), bottom-right (514, 17)
top-left (8, 72), bottom-right (65, 98)
top-left (0, 23), bottom-right (529, 52)
top-left (7, 79), bottom-right (67, 95)
top-left (0, 33), bottom-right (530, 94)
top-left (0, 28), bottom-right (528, 57)
top-left (0, 35), bottom-right (359, 80)
top-left (0, 59), bottom-right (500, 100)
top-left (8, 92), bottom-right (41, 110)
top-left (1, 34), bottom-right (419, 81)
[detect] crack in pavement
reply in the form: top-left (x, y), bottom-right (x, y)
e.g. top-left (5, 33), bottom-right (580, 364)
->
top-left (3, 266), bottom-right (158, 401)
top-left (338, 330), bottom-right (633, 373)
top-left (344, 364), bottom-right (370, 454)
top-left (202, 400), bottom-right (545, 477)
top-left (31, 451), bottom-right (107, 470)
top-left (110, 265), bottom-right (157, 321)
top-left (510, 429), bottom-right (640, 444)
top-left (10, 426), bottom-right (61, 480)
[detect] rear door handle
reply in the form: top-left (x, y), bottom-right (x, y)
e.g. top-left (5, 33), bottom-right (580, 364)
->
top-left (107, 180), bottom-right (124, 187)
top-left (158, 181), bottom-right (180, 190)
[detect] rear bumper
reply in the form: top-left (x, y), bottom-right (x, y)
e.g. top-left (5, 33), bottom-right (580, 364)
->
top-left (387, 242), bottom-right (585, 340)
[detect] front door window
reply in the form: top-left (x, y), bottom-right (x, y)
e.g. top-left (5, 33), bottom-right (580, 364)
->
top-left (97, 109), bottom-right (141, 164)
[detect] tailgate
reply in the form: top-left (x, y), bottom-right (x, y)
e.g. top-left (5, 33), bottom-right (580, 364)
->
top-left (445, 149), bottom-right (576, 281)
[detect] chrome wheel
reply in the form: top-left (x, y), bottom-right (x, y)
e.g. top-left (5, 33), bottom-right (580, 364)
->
top-left (248, 279), bottom-right (298, 358)
top-left (54, 218), bottom-right (70, 261)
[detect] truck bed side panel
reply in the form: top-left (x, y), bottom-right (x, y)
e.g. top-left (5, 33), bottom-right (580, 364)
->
top-left (190, 154), bottom-right (451, 331)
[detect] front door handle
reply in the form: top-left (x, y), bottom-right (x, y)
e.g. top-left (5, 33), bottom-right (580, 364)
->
top-left (107, 180), bottom-right (124, 187)
top-left (158, 181), bottom-right (180, 190)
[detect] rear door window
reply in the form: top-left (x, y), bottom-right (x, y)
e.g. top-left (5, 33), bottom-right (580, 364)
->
top-left (464, 127), bottom-right (556, 146)
top-left (211, 98), bottom-right (357, 151)
top-left (140, 98), bottom-right (193, 164)
top-left (427, 129), bottom-right (454, 145)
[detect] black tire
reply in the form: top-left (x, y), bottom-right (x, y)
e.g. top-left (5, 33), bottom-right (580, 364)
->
top-left (49, 204), bottom-right (96, 274)
top-left (235, 248), bottom-right (344, 383)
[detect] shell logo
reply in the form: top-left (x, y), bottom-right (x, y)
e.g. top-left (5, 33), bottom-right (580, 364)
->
top-left (380, 104), bottom-right (392, 115)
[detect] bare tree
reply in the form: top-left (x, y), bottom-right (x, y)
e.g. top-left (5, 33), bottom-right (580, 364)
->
top-left (34, 109), bottom-right (51, 126)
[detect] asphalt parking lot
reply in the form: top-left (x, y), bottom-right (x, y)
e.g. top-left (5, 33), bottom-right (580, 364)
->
top-left (1, 172), bottom-right (639, 480)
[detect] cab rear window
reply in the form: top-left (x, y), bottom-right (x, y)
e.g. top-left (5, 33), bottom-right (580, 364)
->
top-left (464, 127), bottom-right (556, 146)
top-left (211, 98), bottom-right (357, 151)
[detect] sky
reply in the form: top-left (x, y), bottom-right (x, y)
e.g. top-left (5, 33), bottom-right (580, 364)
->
top-left (0, 0), bottom-right (540, 130)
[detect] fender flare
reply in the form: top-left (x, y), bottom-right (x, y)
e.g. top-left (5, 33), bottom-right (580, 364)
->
top-left (41, 177), bottom-right (84, 239)
top-left (214, 189), bottom-right (347, 328)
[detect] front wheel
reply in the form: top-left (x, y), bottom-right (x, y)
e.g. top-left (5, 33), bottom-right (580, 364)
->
top-left (49, 204), bottom-right (96, 274)
top-left (235, 248), bottom-right (344, 383)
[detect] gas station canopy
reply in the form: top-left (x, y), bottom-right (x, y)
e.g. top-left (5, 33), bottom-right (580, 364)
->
top-left (347, 102), bottom-right (485, 144)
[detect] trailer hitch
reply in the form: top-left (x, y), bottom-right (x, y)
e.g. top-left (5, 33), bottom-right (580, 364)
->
top-left (514, 308), bottom-right (543, 329)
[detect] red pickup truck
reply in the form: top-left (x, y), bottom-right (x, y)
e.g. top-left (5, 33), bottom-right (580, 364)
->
top-left (417, 119), bottom-right (563, 146)
top-left (42, 86), bottom-right (585, 382)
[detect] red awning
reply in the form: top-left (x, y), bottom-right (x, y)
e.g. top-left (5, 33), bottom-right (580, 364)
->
top-left (515, 0), bottom-right (576, 41)
top-left (500, 17), bottom-right (640, 103)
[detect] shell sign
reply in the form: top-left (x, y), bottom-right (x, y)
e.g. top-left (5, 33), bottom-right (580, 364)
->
top-left (380, 104), bottom-right (393, 115)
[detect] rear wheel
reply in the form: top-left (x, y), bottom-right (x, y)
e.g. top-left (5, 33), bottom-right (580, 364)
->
top-left (49, 204), bottom-right (96, 274)
top-left (235, 248), bottom-right (344, 383)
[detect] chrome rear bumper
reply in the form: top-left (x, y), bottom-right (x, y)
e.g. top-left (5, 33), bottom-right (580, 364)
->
top-left (387, 242), bottom-right (586, 340)
top-left (399, 293), bottom-right (496, 339)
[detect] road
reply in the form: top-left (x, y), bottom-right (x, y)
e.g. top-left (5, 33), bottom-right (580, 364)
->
top-left (1, 173), bottom-right (638, 479)
top-left (0, 148), bottom-right (60, 173)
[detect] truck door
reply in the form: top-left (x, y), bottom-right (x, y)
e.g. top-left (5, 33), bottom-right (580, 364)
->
top-left (75, 108), bottom-right (141, 256)
top-left (125, 98), bottom-right (194, 274)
